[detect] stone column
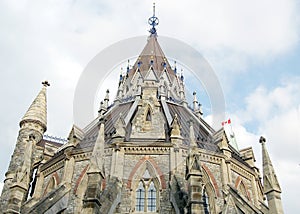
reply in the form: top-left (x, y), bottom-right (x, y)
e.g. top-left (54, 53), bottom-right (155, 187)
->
top-left (63, 148), bottom-right (75, 186)
top-left (110, 144), bottom-right (125, 180)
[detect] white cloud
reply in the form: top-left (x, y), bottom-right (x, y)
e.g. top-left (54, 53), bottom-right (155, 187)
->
top-left (236, 79), bottom-right (300, 124)
top-left (159, 0), bottom-right (299, 56)
top-left (0, 0), bottom-right (299, 213)
top-left (229, 78), bottom-right (300, 213)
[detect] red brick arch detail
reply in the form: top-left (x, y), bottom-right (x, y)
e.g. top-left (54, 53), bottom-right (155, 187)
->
top-left (235, 176), bottom-right (242, 189)
top-left (102, 178), bottom-right (106, 190)
top-left (202, 164), bottom-right (220, 197)
top-left (235, 176), bottom-right (251, 201)
top-left (127, 156), bottom-right (166, 189)
top-left (74, 164), bottom-right (89, 194)
top-left (53, 171), bottom-right (60, 185)
top-left (43, 171), bottom-right (60, 196)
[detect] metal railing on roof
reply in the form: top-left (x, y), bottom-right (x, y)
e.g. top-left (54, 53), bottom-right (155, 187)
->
top-left (43, 134), bottom-right (68, 144)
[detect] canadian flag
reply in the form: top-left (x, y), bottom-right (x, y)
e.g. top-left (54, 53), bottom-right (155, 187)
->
top-left (221, 119), bottom-right (231, 126)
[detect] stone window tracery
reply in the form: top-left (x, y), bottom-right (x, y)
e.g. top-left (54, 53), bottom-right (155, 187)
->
top-left (136, 181), bottom-right (145, 212)
top-left (147, 181), bottom-right (156, 211)
top-left (134, 169), bottom-right (158, 212)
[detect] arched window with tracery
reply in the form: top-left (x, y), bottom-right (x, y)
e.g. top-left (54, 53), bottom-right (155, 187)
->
top-left (134, 169), bottom-right (158, 212)
top-left (136, 181), bottom-right (145, 212)
top-left (147, 181), bottom-right (156, 211)
top-left (203, 187), bottom-right (210, 214)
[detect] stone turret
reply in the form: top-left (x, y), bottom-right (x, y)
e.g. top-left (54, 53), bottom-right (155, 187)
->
top-left (260, 136), bottom-right (284, 214)
top-left (0, 81), bottom-right (49, 213)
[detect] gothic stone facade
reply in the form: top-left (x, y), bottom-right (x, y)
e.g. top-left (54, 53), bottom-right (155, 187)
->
top-left (0, 30), bottom-right (283, 214)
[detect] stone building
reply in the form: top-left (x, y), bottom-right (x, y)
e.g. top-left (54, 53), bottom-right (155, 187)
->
top-left (0, 9), bottom-right (283, 214)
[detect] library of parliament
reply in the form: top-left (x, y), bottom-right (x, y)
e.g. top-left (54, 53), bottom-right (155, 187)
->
top-left (0, 7), bottom-right (283, 214)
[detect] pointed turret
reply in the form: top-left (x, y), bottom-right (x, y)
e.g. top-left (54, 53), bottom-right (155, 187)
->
top-left (259, 136), bottom-right (284, 214)
top-left (20, 81), bottom-right (49, 132)
top-left (193, 92), bottom-right (198, 111)
top-left (103, 89), bottom-right (109, 109)
top-left (0, 81), bottom-right (49, 213)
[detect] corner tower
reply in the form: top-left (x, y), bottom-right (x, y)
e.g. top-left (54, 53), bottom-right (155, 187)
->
top-left (0, 81), bottom-right (49, 213)
top-left (260, 136), bottom-right (284, 214)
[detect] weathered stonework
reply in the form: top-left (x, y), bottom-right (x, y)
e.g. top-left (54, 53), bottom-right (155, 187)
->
top-left (0, 16), bottom-right (284, 214)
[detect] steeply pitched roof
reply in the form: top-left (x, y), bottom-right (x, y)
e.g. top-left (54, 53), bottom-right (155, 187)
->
top-left (20, 83), bottom-right (48, 131)
top-left (260, 137), bottom-right (282, 194)
top-left (128, 35), bottom-right (175, 81)
top-left (74, 101), bottom-right (134, 151)
top-left (167, 102), bottom-right (220, 153)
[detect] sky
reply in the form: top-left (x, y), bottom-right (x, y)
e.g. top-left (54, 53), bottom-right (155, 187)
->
top-left (0, 0), bottom-right (299, 213)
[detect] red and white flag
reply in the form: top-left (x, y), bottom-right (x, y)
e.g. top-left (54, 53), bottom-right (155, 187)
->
top-left (221, 118), bottom-right (231, 126)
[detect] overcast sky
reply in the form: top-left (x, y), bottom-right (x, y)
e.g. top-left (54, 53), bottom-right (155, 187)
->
top-left (0, 1), bottom-right (299, 213)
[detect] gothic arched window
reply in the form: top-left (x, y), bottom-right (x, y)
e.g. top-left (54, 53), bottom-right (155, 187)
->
top-left (147, 181), bottom-right (156, 211)
top-left (203, 187), bottom-right (210, 214)
top-left (136, 181), bottom-right (145, 212)
top-left (135, 169), bottom-right (158, 212)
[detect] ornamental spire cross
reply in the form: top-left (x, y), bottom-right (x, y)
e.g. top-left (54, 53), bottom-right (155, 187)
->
top-left (148, 3), bottom-right (159, 35)
top-left (42, 80), bottom-right (50, 87)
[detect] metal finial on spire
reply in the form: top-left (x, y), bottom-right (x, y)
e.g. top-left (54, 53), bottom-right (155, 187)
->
top-left (163, 58), bottom-right (167, 68)
top-left (259, 136), bottom-right (266, 144)
top-left (174, 61), bottom-right (177, 74)
top-left (180, 69), bottom-right (184, 81)
top-left (148, 3), bottom-right (159, 35)
top-left (127, 59), bottom-right (130, 73)
top-left (42, 80), bottom-right (50, 87)
top-left (104, 89), bottom-right (110, 101)
top-left (119, 69), bottom-right (123, 81)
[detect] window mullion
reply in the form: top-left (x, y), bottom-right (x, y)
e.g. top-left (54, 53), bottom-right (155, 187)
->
top-left (144, 184), bottom-right (148, 212)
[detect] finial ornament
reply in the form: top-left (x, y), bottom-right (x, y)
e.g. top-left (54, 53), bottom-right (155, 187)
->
top-left (127, 59), bottom-right (130, 73)
top-left (148, 3), bottom-right (159, 35)
top-left (42, 80), bottom-right (50, 87)
top-left (259, 136), bottom-right (266, 143)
